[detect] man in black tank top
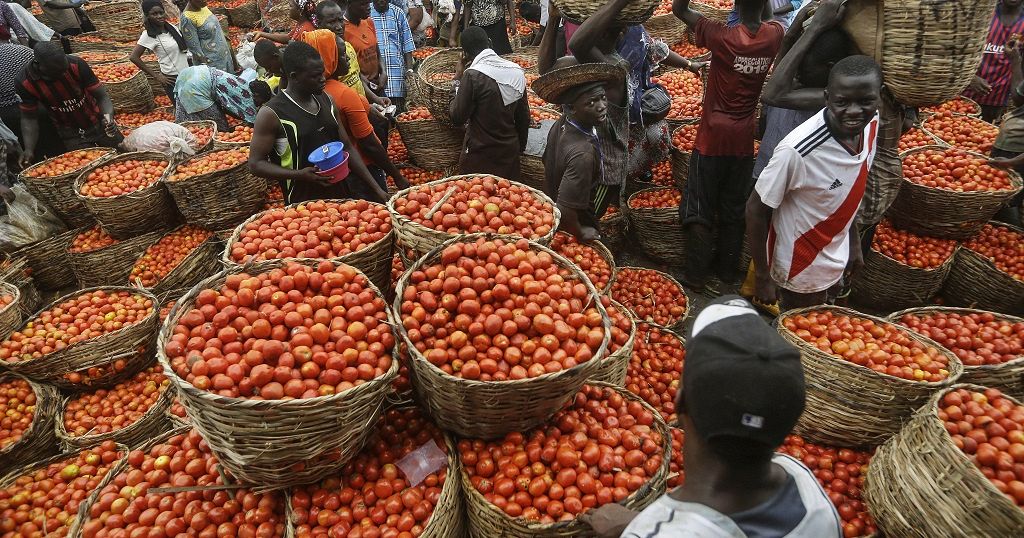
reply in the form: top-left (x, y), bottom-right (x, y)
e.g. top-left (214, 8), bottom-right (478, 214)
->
top-left (248, 41), bottom-right (388, 204)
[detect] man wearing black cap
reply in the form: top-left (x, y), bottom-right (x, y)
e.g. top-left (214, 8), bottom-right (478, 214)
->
top-left (581, 296), bottom-right (842, 538)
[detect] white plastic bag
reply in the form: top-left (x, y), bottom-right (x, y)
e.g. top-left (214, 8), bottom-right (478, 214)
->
top-left (416, 9), bottom-right (435, 33)
top-left (236, 40), bottom-right (258, 72)
top-left (0, 184), bottom-right (67, 252)
top-left (124, 121), bottom-right (198, 159)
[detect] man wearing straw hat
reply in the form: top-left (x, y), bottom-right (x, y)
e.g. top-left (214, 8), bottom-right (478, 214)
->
top-left (533, 62), bottom-right (623, 241)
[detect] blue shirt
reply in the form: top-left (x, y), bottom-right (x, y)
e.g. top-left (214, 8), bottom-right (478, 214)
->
top-left (370, 3), bottom-right (416, 97)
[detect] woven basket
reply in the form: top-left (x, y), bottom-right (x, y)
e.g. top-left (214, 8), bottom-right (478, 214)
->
top-left (162, 148), bottom-right (266, 230)
top-left (598, 209), bottom-right (627, 254)
top-left (157, 260), bottom-right (398, 488)
top-left (417, 49), bottom-right (460, 126)
top-left (887, 146), bottom-right (1023, 239)
top-left (388, 175), bottom-right (560, 258)
top-left (48, 346), bottom-right (156, 393)
top-left (923, 95), bottom-right (983, 118)
top-left (645, 13), bottom-right (688, 45)
top-left (841, 0), bottom-right (999, 107)
top-left (0, 257), bottom-right (41, 318)
top-left (74, 51), bottom-right (130, 65)
top-left (85, 0), bottom-right (144, 40)
top-left (778, 305), bottom-right (962, 447)
top-left (222, 200), bottom-right (395, 292)
top-left (75, 151), bottom-right (179, 240)
top-left (0, 282), bottom-right (22, 342)
top-left (178, 120), bottom-right (218, 153)
top-left (502, 47), bottom-right (539, 74)
top-left (670, 122), bottom-right (698, 189)
top-left (395, 117), bottom-right (464, 171)
top-left (462, 382), bottom-right (669, 537)
top-left (394, 234), bottom-right (612, 439)
top-left (19, 148), bottom-right (115, 228)
top-left (131, 229), bottom-right (224, 299)
top-left (519, 153), bottom-right (545, 190)
top-left (0, 373), bottom-right (59, 475)
top-left (1, 287), bottom-right (159, 382)
top-left (68, 32), bottom-right (123, 53)
top-left (11, 228), bottom-right (79, 291)
top-left (589, 300), bottom-right (636, 386)
top-left (889, 307), bottom-right (1024, 399)
top-left (55, 380), bottom-right (173, 451)
top-left (261, 0), bottom-right (293, 30)
top-left (864, 383), bottom-right (1024, 536)
top-left (690, 0), bottom-right (730, 23)
top-left (613, 266), bottom-right (689, 333)
top-left (228, 0), bottom-right (261, 27)
top-left (850, 245), bottom-right (959, 311)
top-left (552, 0), bottom-right (658, 24)
top-left (941, 222), bottom-right (1024, 316)
top-left (104, 66), bottom-right (155, 113)
top-left (626, 187), bottom-right (686, 265)
top-left (68, 229), bottom-right (163, 288)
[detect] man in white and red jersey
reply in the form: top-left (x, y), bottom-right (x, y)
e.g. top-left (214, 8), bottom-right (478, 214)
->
top-left (746, 55), bottom-right (882, 310)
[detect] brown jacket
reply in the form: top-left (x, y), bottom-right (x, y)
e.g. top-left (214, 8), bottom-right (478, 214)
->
top-left (450, 69), bottom-right (530, 179)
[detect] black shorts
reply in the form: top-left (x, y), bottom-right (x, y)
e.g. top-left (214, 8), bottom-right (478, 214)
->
top-left (680, 149), bottom-right (755, 227)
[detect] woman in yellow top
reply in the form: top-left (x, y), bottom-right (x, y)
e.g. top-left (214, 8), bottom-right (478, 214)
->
top-left (178, 0), bottom-right (234, 72)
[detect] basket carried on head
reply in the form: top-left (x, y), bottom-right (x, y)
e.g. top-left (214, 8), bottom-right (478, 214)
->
top-left (461, 382), bottom-right (669, 537)
top-left (1, 286), bottom-right (159, 382)
top-left (889, 307), bottom-right (1024, 399)
top-left (223, 200), bottom-right (395, 292)
top-left (55, 376), bottom-right (173, 451)
top-left (103, 64), bottom-right (155, 113)
top-left (395, 117), bottom-right (464, 171)
top-left (69, 229), bottom-right (163, 288)
top-left (11, 228), bottom-right (79, 291)
top-left (841, 0), bottom-right (999, 107)
top-left (84, 0), bottom-right (144, 39)
top-left (941, 221), bottom-right (1024, 316)
top-left (162, 147), bottom-right (266, 230)
top-left (130, 227), bottom-right (223, 299)
top-left (394, 234), bottom-right (612, 439)
top-left (645, 12), bottom-right (688, 45)
top-left (887, 146), bottom-right (1022, 240)
top-left (690, 0), bottom-right (731, 23)
top-left (625, 187), bottom-right (686, 266)
top-left (157, 260), bottom-right (398, 488)
top-left (228, 0), bottom-right (261, 27)
top-left (778, 305), bottom-right (962, 447)
top-left (850, 243), bottom-right (959, 311)
top-left (589, 300), bottom-right (637, 386)
top-left (18, 148), bottom-right (114, 228)
top-left (387, 175), bottom-right (560, 259)
top-left (74, 151), bottom-right (179, 240)
top-left (552, 0), bottom-right (658, 24)
top-left (0, 373), bottom-right (59, 475)
top-left (864, 383), bottom-right (1024, 536)
top-left (416, 49), bottom-right (461, 126)
top-left (0, 282), bottom-right (22, 342)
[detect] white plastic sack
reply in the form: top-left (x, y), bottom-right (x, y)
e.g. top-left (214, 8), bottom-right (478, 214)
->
top-left (0, 184), bottom-right (67, 252)
top-left (236, 40), bottom-right (258, 72)
top-left (124, 121), bottom-right (198, 159)
top-left (416, 9), bottom-right (435, 33)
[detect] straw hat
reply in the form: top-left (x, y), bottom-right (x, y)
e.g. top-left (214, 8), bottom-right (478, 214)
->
top-left (531, 63), bottom-right (625, 105)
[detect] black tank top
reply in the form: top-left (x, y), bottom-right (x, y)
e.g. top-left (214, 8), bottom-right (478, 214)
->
top-left (265, 91), bottom-right (349, 203)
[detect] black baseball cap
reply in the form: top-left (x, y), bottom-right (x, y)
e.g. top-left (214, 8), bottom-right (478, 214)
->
top-left (683, 296), bottom-right (806, 449)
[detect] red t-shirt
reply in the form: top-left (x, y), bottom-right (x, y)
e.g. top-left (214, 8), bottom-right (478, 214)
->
top-left (345, 18), bottom-right (380, 80)
top-left (324, 79), bottom-right (379, 166)
top-left (694, 17), bottom-right (783, 157)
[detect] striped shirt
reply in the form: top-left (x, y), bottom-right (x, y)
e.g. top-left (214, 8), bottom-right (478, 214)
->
top-left (964, 4), bottom-right (1024, 107)
top-left (17, 55), bottom-right (103, 130)
top-left (371, 2), bottom-right (416, 98)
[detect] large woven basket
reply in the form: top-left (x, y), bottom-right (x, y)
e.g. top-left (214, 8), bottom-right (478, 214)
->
top-left (104, 65), bottom-right (155, 113)
top-left (850, 244), bottom-right (959, 311)
top-left (68, 229), bottom-right (163, 288)
top-left (228, 0), bottom-right (261, 27)
top-left (75, 151), bottom-right (179, 240)
top-left (157, 260), bottom-right (398, 488)
top-left (387, 175), bottom-right (560, 258)
top-left (612, 266), bottom-right (689, 333)
top-left (394, 234), bottom-right (612, 439)
top-left (416, 49), bottom-right (461, 126)
top-left (889, 307), bottom-right (1024, 399)
top-left (778, 305), bottom-right (962, 447)
top-left (68, 32), bottom-right (123, 53)
top-left (690, 0), bottom-right (731, 23)
top-left (462, 382), bottom-right (669, 537)
top-left (670, 122), bottom-right (698, 189)
top-left (162, 148), bottom-right (266, 230)
top-left (84, 0), bottom-right (143, 40)
top-left (0, 282), bottom-right (22, 342)
top-left (941, 221), bottom-right (1024, 316)
top-left (887, 146), bottom-right (1023, 239)
top-left (130, 228), bottom-right (223, 299)
top-left (626, 187), bottom-right (686, 265)
top-left (1, 286), bottom-right (159, 382)
top-left (223, 200), bottom-right (395, 292)
top-left (395, 117), bottom-right (464, 171)
top-left (73, 50), bottom-right (129, 65)
top-left (0, 256), bottom-right (41, 318)
top-left (864, 383), bottom-right (1024, 536)
top-left (11, 228), bottom-right (79, 291)
top-left (589, 300), bottom-right (637, 386)
top-left (48, 346), bottom-right (156, 393)
top-left (841, 0), bottom-right (998, 107)
top-left (645, 13), bottom-right (688, 45)
top-left (552, 0), bottom-right (658, 24)
top-left (519, 153), bottom-right (545, 190)
top-left (0, 373), bottom-right (59, 475)
top-left (18, 148), bottom-right (115, 228)
top-left (55, 378), bottom-right (173, 451)
top-left (178, 120), bottom-right (218, 153)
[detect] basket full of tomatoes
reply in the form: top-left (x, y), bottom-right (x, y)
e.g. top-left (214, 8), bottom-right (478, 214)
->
top-left (158, 260), bottom-right (398, 487)
top-left (162, 146), bottom-right (267, 230)
top-left (128, 225), bottom-right (222, 300)
top-left (0, 282), bottom-right (21, 342)
top-left (610, 267), bottom-right (689, 332)
top-left (394, 235), bottom-right (612, 439)
top-left (549, 232), bottom-right (618, 294)
top-left (18, 148), bottom-right (114, 228)
top-left (888, 146), bottom-right (1022, 240)
top-left (779, 306), bottom-right (962, 447)
top-left (178, 120), bottom-right (218, 153)
top-left (625, 187), bottom-right (686, 266)
top-left (394, 107), bottom-right (464, 171)
top-left (0, 373), bottom-right (60, 475)
top-left (865, 385), bottom-right (1024, 536)
top-left (92, 61), bottom-right (153, 113)
top-left (922, 96), bottom-right (983, 118)
top-left (645, 3), bottom-right (688, 45)
top-left (415, 49), bottom-right (462, 127)
top-left (850, 219), bottom-right (960, 310)
top-left (74, 151), bottom-right (179, 240)
top-left (670, 121), bottom-right (698, 187)
top-left (68, 226), bottom-right (163, 288)
top-left (941, 221), bottom-right (1024, 315)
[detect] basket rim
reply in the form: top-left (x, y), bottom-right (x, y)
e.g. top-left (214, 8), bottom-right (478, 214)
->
top-left (162, 144), bottom-right (247, 185)
top-left (778, 304), bottom-right (964, 388)
top-left (899, 145), bottom-right (1023, 197)
top-left (73, 150), bottom-right (171, 201)
top-left (18, 147), bottom-right (117, 183)
top-left (612, 265), bottom-right (690, 330)
top-left (416, 48), bottom-right (461, 93)
top-left (54, 374), bottom-right (173, 447)
top-left (887, 306), bottom-right (1024, 371)
top-left (920, 96), bottom-right (982, 117)
top-left (66, 225), bottom-right (137, 256)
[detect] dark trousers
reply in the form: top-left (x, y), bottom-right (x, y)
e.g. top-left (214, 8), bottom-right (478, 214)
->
top-left (981, 104), bottom-right (1006, 125)
top-left (476, 19), bottom-right (513, 55)
top-left (679, 149), bottom-right (755, 285)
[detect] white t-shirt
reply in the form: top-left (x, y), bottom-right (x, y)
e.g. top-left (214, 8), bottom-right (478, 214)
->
top-left (622, 454), bottom-right (843, 538)
top-left (137, 31), bottom-right (189, 76)
top-left (755, 109), bottom-right (879, 293)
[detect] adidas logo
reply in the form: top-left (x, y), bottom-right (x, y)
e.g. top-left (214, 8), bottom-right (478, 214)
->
top-left (828, 178), bottom-right (843, 190)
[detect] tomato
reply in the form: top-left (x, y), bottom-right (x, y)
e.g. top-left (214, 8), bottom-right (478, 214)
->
top-left (898, 309), bottom-right (1024, 367)
top-left (871, 219), bottom-right (957, 269)
top-left (611, 268), bottom-right (688, 328)
top-left (62, 365), bottom-right (170, 437)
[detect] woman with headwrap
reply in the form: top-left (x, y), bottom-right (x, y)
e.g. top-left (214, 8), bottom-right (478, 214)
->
top-left (249, 0), bottom-right (317, 43)
top-left (173, 64), bottom-right (257, 130)
top-left (131, 0), bottom-right (190, 101)
top-left (179, 0), bottom-right (235, 72)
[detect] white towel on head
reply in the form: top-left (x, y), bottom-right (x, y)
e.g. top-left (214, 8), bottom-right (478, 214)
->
top-left (466, 49), bottom-right (527, 106)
